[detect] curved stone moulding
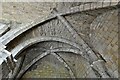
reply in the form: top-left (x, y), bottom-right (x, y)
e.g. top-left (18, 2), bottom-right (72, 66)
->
top-left (11, 36), bottom-right (84, 58)
top-left (50, 53), bottom-right (76, 79)
top-left (16, 45), bottom-right (110, 79)
top-left (59, 1), bottom-right (119, 15)
top-left (52, 9), bottom-right (99, 64)
top-left (16, 48), bottom-right (87, 79)
top-left (0, 3), bottom-right (118, 66)
top-left (12, 47), bottom-right (84, 79)
top-left (9, 56), bottom-right (25, 79)
top-left (10, 36), bottom-right (111, 78)
top-left (0, 2), bottom-right (118, 46)
top-left (16, 52), bottom-right (49, 79)
top-left (0, 2), bottom-right (118, 77)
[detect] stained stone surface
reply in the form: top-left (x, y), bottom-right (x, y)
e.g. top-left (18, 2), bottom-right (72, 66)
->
top-left (0, 2), bottom-right (119, 79)
top-left (1, 2), bottom-right (56, 23)
top-left (1, 2), bottom-right (83, 24)
top-left (22, 55), bottom-right (71, 78)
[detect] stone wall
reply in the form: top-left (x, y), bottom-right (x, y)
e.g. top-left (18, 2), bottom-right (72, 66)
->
top-left (65, 7), bottom-right (118, 78)
top-left (0, 2), bottom-right (119, 78)
top-left (90, 9), bottom-right (118, 77)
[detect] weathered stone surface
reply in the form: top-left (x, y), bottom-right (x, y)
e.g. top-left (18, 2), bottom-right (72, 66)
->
top-left (0, 2), bottom-right (119, 79)
top-left (89, 9), bottom-right (118, 77)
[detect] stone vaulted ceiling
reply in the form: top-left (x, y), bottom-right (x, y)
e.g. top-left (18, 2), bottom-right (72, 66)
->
top-left (0, 1), bottom-right (119, 79)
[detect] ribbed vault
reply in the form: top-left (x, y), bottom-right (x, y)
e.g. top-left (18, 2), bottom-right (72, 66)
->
top-left (0, 2), bottom-right (119, 79)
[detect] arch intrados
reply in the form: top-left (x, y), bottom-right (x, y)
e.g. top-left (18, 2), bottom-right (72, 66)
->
top-left (11, 36), bottom-right (84, 58)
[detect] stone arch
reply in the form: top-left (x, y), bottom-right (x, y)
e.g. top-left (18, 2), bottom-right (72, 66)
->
top-left (10, 36), bottom-right (92, 79)
top-left (16, 48), bottom-right (90, 79)
top-left (11, 36), bottom-right (84, 58)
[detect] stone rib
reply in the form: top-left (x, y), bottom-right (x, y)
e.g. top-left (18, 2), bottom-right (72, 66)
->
top-left (51, 52), bottom-right (76, 79)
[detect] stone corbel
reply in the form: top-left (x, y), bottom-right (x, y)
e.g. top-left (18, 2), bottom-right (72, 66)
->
top-left (0, 42), bottom-right (16, 71)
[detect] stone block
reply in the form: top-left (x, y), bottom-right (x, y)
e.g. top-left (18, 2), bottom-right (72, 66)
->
top-left (84, 3), bottom-right (90, 11)
top-left (103, 26), bottom-right (108, 31)
top-left (106, 37), bottom-right (113, 44)
top-left (111, 54), bottom-right (118, 64)
top-left (107, 44), bottom-right (112, 51)
top-left (110, 1), bottom-right (118, 6)
top-left (79, 4), bottom-right (84, 11)
top-left (103, 1), bottom-right (111, 7)
top-left (109, 31), bottom-right (117, 39)
top-left (90, 3), bottom-right (96, 10)
top-left (103, 33), bottom-right (109, 40)
top-left (111, 37), bottom-right (118, 46)
top-left (70, 6), bottom-right (79, 13)
top-left (96, 2), bottom-right (103, 8)
top-left (113, 45), bottom-right (118, 52)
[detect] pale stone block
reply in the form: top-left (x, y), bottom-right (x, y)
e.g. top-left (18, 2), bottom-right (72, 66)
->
top-left (103, 1), bottom-right (111, 7)
top-left (90, 2), bottom-right (97, 9)
top-left (84, 3), bottom-right (90, 11)
top-left (96, 2), bottom-right (103, 8)
top-left (110, 1), bottom-right (118, 6)
top-left (79, 4), bottom-right (84, 11)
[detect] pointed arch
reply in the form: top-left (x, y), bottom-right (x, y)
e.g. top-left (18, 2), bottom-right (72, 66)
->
top-left (11, 36), bottom-right (84, 58)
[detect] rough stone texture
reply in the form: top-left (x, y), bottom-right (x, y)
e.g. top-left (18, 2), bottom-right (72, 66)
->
top-left (1, 2), bottom-right (84, 24)
top-left (18, 43), bottom-right (95, 78)
top-left (89, 10), bottom-right (118, 77)
top-left (1, 2), bottom-right (118, 24)
top-left (22, 54), bottom-right (71, 78)
top-left (0, 2), bottom-right (119, 79)
top-left (65, 7), bottom-right (118, 78)
top-left (1, 2), bottom-right (56, 23)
